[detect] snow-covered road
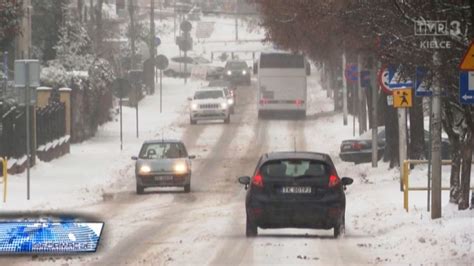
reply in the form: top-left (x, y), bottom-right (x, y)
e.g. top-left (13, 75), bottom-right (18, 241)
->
top-left (2, 74), bottom-right (472, 265)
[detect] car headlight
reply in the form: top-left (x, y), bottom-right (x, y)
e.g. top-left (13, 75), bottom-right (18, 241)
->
top-left (191, 103), bottom-right (198, 110)
top-left (227, 99), bottom-right (234, 105)
top-left (226, 70), bottom-right (232, 75)
top-left (221, 102), bottom-right (228, 109)
top-left (242, 70), bottom-right (247, 75)
top-left (174, 162), bottom-right (188, 174)
top-left (139, 165), bottom-right (151, 174)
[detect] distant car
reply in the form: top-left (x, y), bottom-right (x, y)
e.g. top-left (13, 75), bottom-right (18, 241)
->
top-left (339, 127), bottom-right (451, 164)
top-left (224, 60), bottom-right (251, 86)
top-left (208, 79), bottom-right (236, 113)
top-left (132, 140), bottom-right (195, 194)
top-left (238, 152), bottom-right (353, 238)
top-left (164, 55), bottom-right (221, 80)
top-left (188, 87), bottom-right (230, 124)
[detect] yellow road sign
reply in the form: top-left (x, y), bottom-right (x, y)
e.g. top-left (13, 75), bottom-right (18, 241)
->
top-left (393, 88), bottom-right (412, 108)
top-left (459, 41), bottom-right (474, 71)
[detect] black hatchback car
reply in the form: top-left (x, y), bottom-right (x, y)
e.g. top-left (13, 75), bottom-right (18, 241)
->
top-left (238, 152), bottom-right (353, 238)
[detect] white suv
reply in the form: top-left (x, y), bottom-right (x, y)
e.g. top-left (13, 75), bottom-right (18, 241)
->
top-left (189, 87), bottom-right (230, 124)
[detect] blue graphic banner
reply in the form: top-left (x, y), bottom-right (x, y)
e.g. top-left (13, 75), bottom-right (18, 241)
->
top-left (0, 221), bottom-right (104, 254)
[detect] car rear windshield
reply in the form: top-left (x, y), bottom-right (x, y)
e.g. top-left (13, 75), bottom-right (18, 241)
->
top-left (139, 143), bottom-right (187, 159)
top-left (260, 159), bottom-right (330, 178)
top-left (194, 90), bottom-right (224, 99)
top-left (226, 61), bottom-right (247, 69)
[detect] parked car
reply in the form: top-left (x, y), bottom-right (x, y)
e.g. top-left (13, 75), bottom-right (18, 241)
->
top-left (188, 87), bottom-right (230, 124)
top-left (238, 151), bottom-right (353, 238)
top-left (339, 127), bottom-right (451, 164)
top-left (132, 139), bottom-right (195, 194)
top-left (223, 60), bottom-right (251, 86)
top-left (164, 55), bottom-right (222, 80)
top-left (208, 79), bottom-right (236, 113)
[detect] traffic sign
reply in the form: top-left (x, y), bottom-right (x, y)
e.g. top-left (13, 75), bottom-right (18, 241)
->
top-left (459, 40), bottom-right (474, 71)
top-left (378, 66), bottom-right (392, 95)
top-left (388, 65), bottom-right (413, 88)
top-left (393, 88), bottom-right (412, 108)
top-left (155, 54), bottom-right (169, 70)
top-left (344, 63), bottom-right (358, 83)
top-left (180, 20), bottom-right (192, 32)
top-left (459, 71), bottom-right (474, 104)
top-left (155, 36), bottom-right (161, 47)
top-left (415, 67), bottom-right (432, 97)
top-left (112, 78), bottom-right (131, 98)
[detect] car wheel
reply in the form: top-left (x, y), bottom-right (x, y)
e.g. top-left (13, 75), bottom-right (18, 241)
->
top-left (224, 116), bottom-right (230, 124)
top-left (246, 216), bottom-right (258, 237)
top-left (190, 117), bottom-right (196, 125)
top-left (184, 184), bottom-right (191, 193)
top-left (136, 184), bottom-right (145, 195)
top-left (333, 215), bottom-right (345, 238)
top-left (258, 111), bottom-right (264, 119)
top-left (230, 107), bottom-right (235, 114)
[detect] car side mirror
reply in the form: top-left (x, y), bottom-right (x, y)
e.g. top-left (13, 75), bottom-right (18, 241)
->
top-left (238, 176), bottom-right (251, 190)
top-left (341, 177), bottom-right (353, 186)
top-left (189, 155), bottom-right (196, 159)
top-left (131, 156), bottom-right (138, 160)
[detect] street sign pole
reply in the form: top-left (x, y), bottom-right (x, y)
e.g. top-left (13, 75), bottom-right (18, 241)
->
top-left (342, 50), bottom-right (348, 125)
top-left (136, 87), bottom-right (139, 138)
top-left (25, 62), bottom-right (31, 200)
top-left (120, 88), bottom-right (123, 151)
top-left (160, 69), bottom-right (163, 113)
top-left (427, 98), bottom-right (432, 211)
top-left (431, 86), bottom-right (442, 219)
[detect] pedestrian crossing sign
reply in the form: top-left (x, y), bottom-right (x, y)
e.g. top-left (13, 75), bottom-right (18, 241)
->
top-left (393, 88), bottom-right (412, 108)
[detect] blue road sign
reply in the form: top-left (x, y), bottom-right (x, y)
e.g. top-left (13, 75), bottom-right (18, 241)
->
top-left (345, 63), bottom-right (358, 83)
top-left (388, 64), bottom-right (413, 88)
top-left (155, 36), bottom-right (161, 47)
top-left (415, 67), bottom-right (432, 97)
top-left (460, 71), bottom-right (474, 104)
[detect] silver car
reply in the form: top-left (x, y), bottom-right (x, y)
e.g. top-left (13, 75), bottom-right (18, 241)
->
top-left (132, 140), bottom-right (195, 194)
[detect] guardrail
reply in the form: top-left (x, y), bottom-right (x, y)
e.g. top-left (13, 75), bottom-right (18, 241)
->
top-left (0, 157), bottom-right (7, 202)
top-left (402, 159), bottom-right (474, 212)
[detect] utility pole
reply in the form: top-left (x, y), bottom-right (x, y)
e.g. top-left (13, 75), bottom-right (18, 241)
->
top-left (342, 49), bottom-right (348, 125)
top-left (150, 0), bottom-right (156, 94)
top-left (371, 58), bottom-right (379, 167)
top-left (235, 0), bottom-right (239, 41)
top-left (431, 50), bottom-right (442, 219)
top-left (128, 0), bottom-right (136, 69)
top-left (357, 53), bottom-right (363, 135)
top-left (398, 105), bottom-right (407, 191)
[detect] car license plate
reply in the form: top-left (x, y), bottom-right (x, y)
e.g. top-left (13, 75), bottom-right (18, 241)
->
top-left (155, 176), bottom-right (173, 181)
top-left (281, 186), bottom-right (312, 194)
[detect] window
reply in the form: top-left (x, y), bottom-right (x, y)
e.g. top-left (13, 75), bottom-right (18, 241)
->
top-left (194, 90), bottom-right (224, 99)
top-left (260, 160), bottom-right (329, 178)
top-left (260, 54), bottom-right (305, 68)
top-left (139, 143), bottom-right (187, 159)
top-left (225, 61), bottom-right (248, 69)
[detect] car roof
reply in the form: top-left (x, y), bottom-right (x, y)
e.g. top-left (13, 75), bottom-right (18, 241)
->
top-left (260, 151), bottom-right (333, 164)
top-left (143, 139), bottom-right (183, 144)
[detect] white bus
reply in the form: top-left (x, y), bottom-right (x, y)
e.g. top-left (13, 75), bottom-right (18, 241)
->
top-left (256, 52), bottom-right (308, 118)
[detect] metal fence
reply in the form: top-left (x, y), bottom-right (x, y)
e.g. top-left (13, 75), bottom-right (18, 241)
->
top-left (36, 101), bottom-right (65, 147)
top-left (0, 98), bottom-right (65, 159)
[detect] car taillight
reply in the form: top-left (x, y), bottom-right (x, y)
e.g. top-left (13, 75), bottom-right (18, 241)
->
top-left (259, 99), bottom-right (268, 105)
top-left (351, 142), bottom-right (364, 150)
top-left (252, 172), bottom-right (264, 187)
top-left (328, 170), bottom-right (340, 188)
top-left (295, 99), bottom-right (303, 106)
